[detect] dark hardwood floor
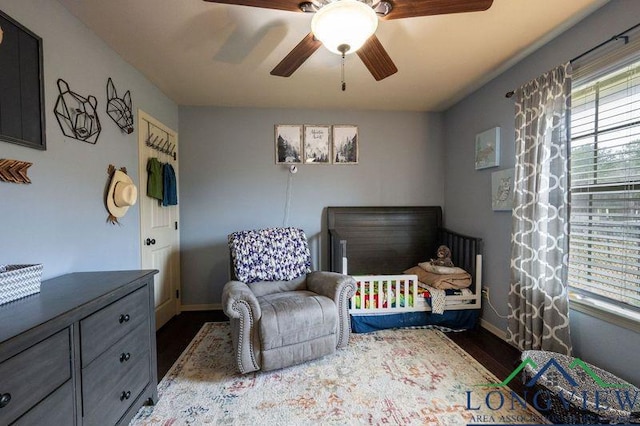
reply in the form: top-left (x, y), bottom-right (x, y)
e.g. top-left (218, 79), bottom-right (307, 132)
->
top-left (156, 310), bottom-right (227, 379)
top-left (155, 311), bottom-right (523, 390)
top-left (449, 325), bottom-right (526, 395)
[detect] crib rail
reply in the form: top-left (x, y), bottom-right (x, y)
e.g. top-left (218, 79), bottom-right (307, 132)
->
top-left (329, 228), bottom-right (348, 275)
top-left (439, 228), bottom-right (483, 290)
top-left (349, 274), bottom-right (422, 315)
top-left (350, 269), bottom-right (482, 315)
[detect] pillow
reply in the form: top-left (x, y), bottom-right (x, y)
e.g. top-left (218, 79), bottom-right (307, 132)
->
top-left (419, 262), bottom-right (467, 275)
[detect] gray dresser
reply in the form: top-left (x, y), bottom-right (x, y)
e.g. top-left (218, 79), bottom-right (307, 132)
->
top-left (0, 270), bottom-right (158, 425)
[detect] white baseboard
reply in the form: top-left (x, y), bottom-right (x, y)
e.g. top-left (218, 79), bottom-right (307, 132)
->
top-left (180, 303), bottom-right (223, 312)
top-left (480, 318), bottom-right (507, 340)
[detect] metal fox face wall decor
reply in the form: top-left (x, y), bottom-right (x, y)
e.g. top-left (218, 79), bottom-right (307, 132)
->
top-left (106, 77), bottom-right (134, 134)
top-left (54, 78), bottom-right (101, 144)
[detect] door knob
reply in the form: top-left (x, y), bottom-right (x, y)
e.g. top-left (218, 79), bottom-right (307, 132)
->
top-left (145, 238), bottom-right (156, 246)
top-left (0, 393), bottom-right (11, 408)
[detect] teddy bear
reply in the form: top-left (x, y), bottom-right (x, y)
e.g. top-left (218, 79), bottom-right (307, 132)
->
top-left (430, 245), bottom-right (454, 267)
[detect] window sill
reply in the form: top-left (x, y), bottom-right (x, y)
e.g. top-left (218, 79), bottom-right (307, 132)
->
top-left (569, 290), bottom-right (640, 334)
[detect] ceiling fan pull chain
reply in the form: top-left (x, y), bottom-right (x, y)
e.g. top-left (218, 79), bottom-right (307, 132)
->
top-left (341, 52), bottom-right (346, 91)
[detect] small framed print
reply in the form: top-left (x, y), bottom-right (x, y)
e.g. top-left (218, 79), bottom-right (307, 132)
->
top-left (304, 125), bottom-right (331, 164)
top-left (332, 125), bottom-right (358, 164)
top-left (275, 124), bottom-right (302, 164)
top-left (475, 127), bottom-right (500, 170)
top-left (492, 168), bottom-right (515, 211)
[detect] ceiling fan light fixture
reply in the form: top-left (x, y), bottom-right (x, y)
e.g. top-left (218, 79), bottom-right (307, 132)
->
top-left (299, 2), bottom-right (319, 13)
top-left (311, 0), bottom-right (378, 55)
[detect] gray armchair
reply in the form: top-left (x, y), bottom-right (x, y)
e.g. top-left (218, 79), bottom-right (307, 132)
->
top-left (222, 227), bottom-right (356, 374)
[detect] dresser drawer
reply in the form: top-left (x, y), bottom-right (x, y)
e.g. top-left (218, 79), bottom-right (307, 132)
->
top-left (80, 286), bottom-right (149, 366)
top-left (82, 354), bottom-right (150, 426)
top-left (0, 329), bottom-right (71, 425)
top-left (13, 380), bottom-right (75, 426)
top-left (82, 319), bottom-right (150, 411)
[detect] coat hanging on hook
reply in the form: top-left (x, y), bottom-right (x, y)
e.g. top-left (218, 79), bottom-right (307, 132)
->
top-left (146, 157), bottom-right (163, 201)
top-left (162, 163), bottom-right (178, 207)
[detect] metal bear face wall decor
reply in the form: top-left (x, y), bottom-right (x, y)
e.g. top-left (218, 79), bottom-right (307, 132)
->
top-left (106, 77), bottom-right (134, 134)
top-left (54, 78), bottom-right (101, 144)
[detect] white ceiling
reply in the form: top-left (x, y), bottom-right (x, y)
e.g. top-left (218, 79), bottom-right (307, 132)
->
top-left (58, 0), bottom-right (608, 112)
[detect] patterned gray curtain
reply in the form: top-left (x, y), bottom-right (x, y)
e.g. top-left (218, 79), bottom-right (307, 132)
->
top-left (506, 63), bottom-right (572, 355)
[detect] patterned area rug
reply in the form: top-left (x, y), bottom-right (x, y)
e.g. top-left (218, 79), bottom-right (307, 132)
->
top-left (131, 323), bottom-right (547, 425)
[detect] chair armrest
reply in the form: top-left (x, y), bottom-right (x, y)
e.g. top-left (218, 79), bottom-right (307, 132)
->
top-left (222, 280), bottom-right (261, 320)
top-left (307, 271), bottom-right (356, 349)
top-left (307, 271), bottom-right (355, 300)
top-left (222, 280), bottom-right (262, 373)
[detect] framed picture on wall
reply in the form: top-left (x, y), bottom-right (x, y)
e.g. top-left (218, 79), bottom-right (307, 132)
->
top-left (475, 127), bottom-right (500, 170)
top-left (275, 124), bottom-right (302, 164)
top-left (0, 11), bottom-right (46, 150)
top-left (303, 125), bottom-right (331, 164)
top-left (492, 168), bottom-right (515, 211)
top-left (332, 125), bottom-right (358, 164)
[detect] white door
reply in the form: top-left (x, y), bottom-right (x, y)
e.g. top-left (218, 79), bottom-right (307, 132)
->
top-left (138, 110), bottom-right (180, 330)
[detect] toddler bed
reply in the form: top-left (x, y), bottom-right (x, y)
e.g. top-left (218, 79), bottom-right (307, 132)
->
top-left (326, 206), bottom-right (483, 332)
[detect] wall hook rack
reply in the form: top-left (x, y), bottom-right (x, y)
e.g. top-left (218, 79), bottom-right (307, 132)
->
top-left (145, 121), bottom-right (176, 160)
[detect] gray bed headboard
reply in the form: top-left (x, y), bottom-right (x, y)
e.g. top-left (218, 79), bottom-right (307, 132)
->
top-left (327, 206), bottom-right (483, 288)
top-left (327, 206), bottom-right (443, 275)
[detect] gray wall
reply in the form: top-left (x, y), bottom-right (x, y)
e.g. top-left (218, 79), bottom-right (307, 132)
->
top-left (179, 106), bottom-right (444, 306)
top-left (443, 0), bottom-right (640, 386)
top-left (0, 0), bottom-right (178, 279)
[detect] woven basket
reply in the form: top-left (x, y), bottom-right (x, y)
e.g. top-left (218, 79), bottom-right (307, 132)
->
top-left (522, 350), bottom-right (640, 424)
top-left (0, 264), bottom-right (43, 305)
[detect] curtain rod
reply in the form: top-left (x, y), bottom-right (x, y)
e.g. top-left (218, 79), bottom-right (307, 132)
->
top-left (504, 21), bottom-right (640, 98)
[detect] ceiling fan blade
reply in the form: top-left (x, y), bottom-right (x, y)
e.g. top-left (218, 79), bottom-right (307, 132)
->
top-left (271, 33), bottom-right (322, 77)
top-left (202, 0), bottom-right (302, 13)
top-left (356, 35), bottom-right (398, 81)
top-left (385, 0), bottom-right (493, 20)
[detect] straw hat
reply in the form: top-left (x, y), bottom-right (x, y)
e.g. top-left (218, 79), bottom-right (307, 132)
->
top-left (106, 169), bottom-right (137, 220)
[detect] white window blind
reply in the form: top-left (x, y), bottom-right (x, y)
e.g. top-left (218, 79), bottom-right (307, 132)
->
top-left (568, 38), bottom-right (640, 309)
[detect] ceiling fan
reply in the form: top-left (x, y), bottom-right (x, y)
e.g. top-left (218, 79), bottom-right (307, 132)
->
top-left (203, 0), bottom-right (494, 83)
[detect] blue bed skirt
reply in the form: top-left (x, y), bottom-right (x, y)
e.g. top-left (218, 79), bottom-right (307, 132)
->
top-left (350, 309), bottom-right (480, 333)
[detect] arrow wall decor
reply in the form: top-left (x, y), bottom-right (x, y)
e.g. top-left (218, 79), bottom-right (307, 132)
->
top-left (0, 159), bottom-right (33, 184)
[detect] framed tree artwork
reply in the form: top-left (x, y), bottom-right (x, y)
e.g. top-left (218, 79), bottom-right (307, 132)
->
top-left (275, 124), bottom-right (302, 164)
top-left (0, 11), bottom-right (46, 150)
top-left (303, 125), bottom-right (331, 164)
top-left (332, 125), bottom-right (358, 164)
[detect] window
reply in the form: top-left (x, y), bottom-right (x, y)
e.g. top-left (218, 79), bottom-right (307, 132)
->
top-left (568, 55), bottom-right (640, 311)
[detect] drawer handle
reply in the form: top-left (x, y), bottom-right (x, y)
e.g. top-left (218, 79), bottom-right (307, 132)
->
top-left (0, 393), bottom-right (11, 408)
top-left (120, 390), bottom-right (131, 401)
top-left (119, 314), bottom-right (130, 324)
top-left (120, 352), bottom-right (131, 363)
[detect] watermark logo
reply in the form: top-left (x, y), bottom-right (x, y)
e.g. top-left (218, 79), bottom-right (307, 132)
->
top-left (465, 356), bottom-right (638, 424)
top-left (478, 357), bottom-right (630, 389)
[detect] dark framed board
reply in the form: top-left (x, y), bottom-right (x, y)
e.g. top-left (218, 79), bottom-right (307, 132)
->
top-left (0, 10), bottom-right (46, 150)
